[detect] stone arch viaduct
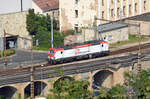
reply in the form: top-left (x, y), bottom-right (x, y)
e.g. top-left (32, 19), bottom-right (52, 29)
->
top-left (0, 64), bottom-right (132, 99)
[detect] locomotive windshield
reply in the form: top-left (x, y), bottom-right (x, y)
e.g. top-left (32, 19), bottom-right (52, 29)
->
top-left (49, 49), bottom-right (55, 55)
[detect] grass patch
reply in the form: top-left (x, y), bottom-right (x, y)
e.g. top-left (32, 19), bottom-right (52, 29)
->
top-left (33, 46), bottom-right (49, 51)
top-left (0, 49), bottom-right (15, 58)
top-left (110, 35), bottom-right (149, 47)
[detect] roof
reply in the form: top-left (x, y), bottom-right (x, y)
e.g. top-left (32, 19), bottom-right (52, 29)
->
top-left (95, 12), bottom-right (150, 33)
top-left (126, 12), bottom-right (150, 21)
top-left (33, 0), bottom-right (59, 11)
top-left (96, 22), bottom-right (128, 33)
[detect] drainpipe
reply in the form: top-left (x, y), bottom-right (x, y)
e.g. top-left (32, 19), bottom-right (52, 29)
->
top-left (97, 0), bottom-right (101, 25)
top-left (21, 0), bottom-right (23, 12)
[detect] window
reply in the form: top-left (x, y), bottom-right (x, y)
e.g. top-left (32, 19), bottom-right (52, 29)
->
top-left (75, 10), bottom-right (78, 18)
top-left (135, 3), bottom-right (137, 12)
top-left (102, 0), bottom-right (104, 6)
top-left (102, 11), bottom-right (104, 18)
top-left (117, 8), bottom-right (120, 17)
top-left (108, 35), bottom-right (113, 41)
top-left (117, 0), bottom-right (120, 2)
top-left (144, 1), bottom-right (146, 10)
top-left (111, 9), bottom-right (114, 17)
top-left (49, 50), bottom-right (55, 55)
top-left (129, 4), bottom-right (131, 15)
top-left (74, 24), bottom-right (78, 33)
top-left (75, 0), bottom-right (78, 4)
top-left (123, 6), bottom-right (126, 15)
top-left (111, 0), bottom-right (113, 4)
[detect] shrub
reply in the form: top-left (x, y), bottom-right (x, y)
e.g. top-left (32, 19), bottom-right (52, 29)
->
top-left (65, 29), bottom-right (75, 35)
top-left (0, 49), bottom-right (15, 58)
top-left (26, 9), bottom-right (65, 49)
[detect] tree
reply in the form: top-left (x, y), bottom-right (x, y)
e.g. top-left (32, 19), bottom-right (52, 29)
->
top-left (98, 84), bottom-right (127, 99)
top-left (47, 68), bottom-right (92, 99)
top-left (124, 69), bottom-right (150, 99)
top-left (26, 9), bottom-right (65, 49)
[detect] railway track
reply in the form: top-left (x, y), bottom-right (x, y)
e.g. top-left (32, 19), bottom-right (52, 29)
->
top-left (0, 51), bottom-right (149, 86)
top-left (0, 42), bottom-right (150, 78)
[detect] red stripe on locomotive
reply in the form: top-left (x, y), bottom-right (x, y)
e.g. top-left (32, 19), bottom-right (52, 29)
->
top-left (100, 41), bottom-right (108, 44)
top-left (48, 48), bottom-right (64, 58)
top-left (72, 44), bottom-right (92, 49)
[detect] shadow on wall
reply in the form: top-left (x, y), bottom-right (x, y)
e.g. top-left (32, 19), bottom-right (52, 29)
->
top-left (24, 81), bottom-right (47, 98)
top-left (0, 86), bottom-right (17, 99)
top-left (92, 70), bottom-right (113, 89)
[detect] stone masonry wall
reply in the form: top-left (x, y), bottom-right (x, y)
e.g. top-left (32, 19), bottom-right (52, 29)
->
top-left (64, 27), bottom-right (129, 45)
top-left (0, 11), bottom-right (31, 49)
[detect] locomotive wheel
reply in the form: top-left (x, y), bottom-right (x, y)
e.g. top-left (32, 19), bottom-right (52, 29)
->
top-left (52, 60), bottom-right (56, 65)
top-left (59, 60), bottom-right (64, 64)
top-left (48, 60), bottom-right (53, 64)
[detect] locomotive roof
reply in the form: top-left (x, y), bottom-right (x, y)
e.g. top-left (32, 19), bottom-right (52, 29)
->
top-left (56, 40), bottom-right (104, 50)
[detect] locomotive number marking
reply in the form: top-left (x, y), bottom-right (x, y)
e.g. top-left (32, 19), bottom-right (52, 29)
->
top-left (75, 49), bottom-right (80, 54)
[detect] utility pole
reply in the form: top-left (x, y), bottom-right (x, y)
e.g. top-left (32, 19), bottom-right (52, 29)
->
top-left (137, 23), bottom-right (141, 72)
top-left (20, 0), bottom-right (23, 12)
top-left (3, 30), bottom-right (7, 70)
top-left (3, 32), bottom-right (35, 97)
top-left (51, 13), bottom-right (54, 48)
top-left (30, 39), bottom-right (34, 98)
top-left (95, 17), bottom-right (142, 72)
top-left (0, 21), bottom-right (4, 65)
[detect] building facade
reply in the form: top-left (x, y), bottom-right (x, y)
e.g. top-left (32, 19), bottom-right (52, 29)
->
top-left (59, 0), bottom-right (97, 32)
top-left (97, 0), bottom-right (150, 24)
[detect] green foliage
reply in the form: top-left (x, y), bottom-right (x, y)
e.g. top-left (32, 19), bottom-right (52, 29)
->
top-left (129, 34), bottom-right (137, 40)
top-left (98, 85), bottom-right (127, 99)
top-left (48, 68), bottom-right (92, 99)
top-left (26, 9), bottom-right (65, 49)
top-left (110, 34), bottom-right (148, 47)
top-left (18, 93), bottom-right (21, 99)
top-left (65, 29), bottom-right (75, 36)
top-left (98, 87), bottom-right (110, 99)
top-left (124, 69), bottom-right (150, 99)
top-left (47, 68), bottom-right (150, 99)
top-left (0, 49), bottom-right (15, 58)
top-left (108, 84), bottom-right (127, 99)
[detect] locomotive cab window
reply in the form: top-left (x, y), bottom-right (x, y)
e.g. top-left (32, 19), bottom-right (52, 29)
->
top-left (102, 44), bottom-right (104, 47)
top-left (49, 50), bottom-right (55, 55)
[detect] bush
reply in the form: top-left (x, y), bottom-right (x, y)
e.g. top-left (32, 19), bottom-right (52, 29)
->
top-left (26, 9), bottom-right (65, 49)
top-left (65, 29), bottom-right (75, 35)
top-left (0, 49), bottom-right (15, 58)
top-left (129, 35), bottom-right (137, 40)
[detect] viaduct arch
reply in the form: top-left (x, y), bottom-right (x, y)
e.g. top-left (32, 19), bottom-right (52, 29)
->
top-left (0, 65), bottom-right (130, 99)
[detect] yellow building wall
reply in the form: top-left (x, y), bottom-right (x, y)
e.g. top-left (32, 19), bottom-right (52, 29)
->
top-left (98, 0), bottom-right (150, 23)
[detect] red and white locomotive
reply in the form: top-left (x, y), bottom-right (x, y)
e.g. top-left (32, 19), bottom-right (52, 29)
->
top-left (48, 40), bottom-right (109, 64)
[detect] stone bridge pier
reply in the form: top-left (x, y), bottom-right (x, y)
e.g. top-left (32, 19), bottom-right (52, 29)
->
top-left (0, 65), bottom-right (131, 99)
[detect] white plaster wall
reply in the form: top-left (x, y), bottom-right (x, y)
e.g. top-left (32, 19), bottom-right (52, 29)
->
top-left (59, 0), bottom-right (97, 31)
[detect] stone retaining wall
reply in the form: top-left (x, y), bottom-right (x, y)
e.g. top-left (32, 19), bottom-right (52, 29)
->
top-left (0, 11), bottom-right (31, 49)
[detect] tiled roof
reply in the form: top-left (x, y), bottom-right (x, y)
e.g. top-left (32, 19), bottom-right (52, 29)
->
top-left (33, 0), bottom-right (59, 11)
